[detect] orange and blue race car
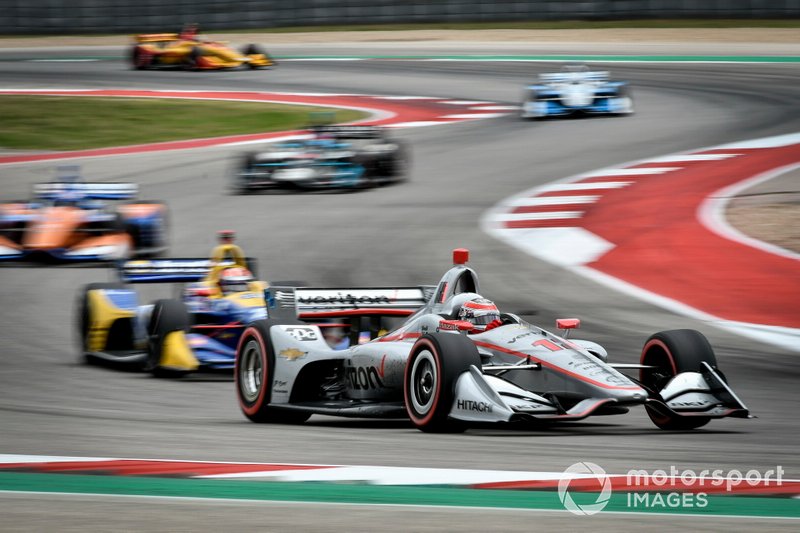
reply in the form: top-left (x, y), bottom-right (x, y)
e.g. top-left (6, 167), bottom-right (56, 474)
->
top-left (0, 168), bottom-right (168, 262)
top-left (131, 25), bottom-right (274, 70)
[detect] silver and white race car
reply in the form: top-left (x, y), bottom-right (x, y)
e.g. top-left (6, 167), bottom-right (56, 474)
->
top-left (233, 249), bottom-right (750, 432)
top-left (521, 63), bottom-right (634, 119)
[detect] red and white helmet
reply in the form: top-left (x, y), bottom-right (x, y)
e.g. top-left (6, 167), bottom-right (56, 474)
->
top-left (458, 297), bottom-right (500, 331)
top-left (217, 229), bottom-right (236, 243)
top-left (219, 267), bottom-right (253, 295)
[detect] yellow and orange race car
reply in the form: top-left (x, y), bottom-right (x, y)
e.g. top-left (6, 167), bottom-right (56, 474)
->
top-left (0, 169), bottom-right (169, 263)
top-left (131, 26), bottom-right (274, 71)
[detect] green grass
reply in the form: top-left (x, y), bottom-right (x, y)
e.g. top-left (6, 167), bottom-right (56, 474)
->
top-left (0, 96), bottom-right (367, 151)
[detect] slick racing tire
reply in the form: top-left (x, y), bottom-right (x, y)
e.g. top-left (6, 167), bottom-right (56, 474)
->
top-left (242, 44), bottom-right (273, 68)
top-left (377, 141), bottom-right (410, 184)
top-left (404, 333), bottom-right (481, 433)
top-left (615, 85), bottom-right (635, 116)
top-left (235, 320), bottom-right (311, 424)
top-left (131, 47), bottom-right (151, 70)
top-left (640, 329), bottom-right (718, 430)
top-left (391, 144), bottom-right (410, 182)
top-left (123, 200), bottom-right (169, 256)
top-left (147, 299), bottom-right (191, 378)
top-left (183, 47), bottom-right (200, 70)
top-left (101, 213), bottom-right (126, 235)
top-left (232, 153), bottom-right (257, 194)
top-left (77, 282), bottom-right (129, 359)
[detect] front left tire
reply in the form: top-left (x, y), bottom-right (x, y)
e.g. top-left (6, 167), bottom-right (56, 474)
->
top-left (404, 332), bottom-right (481, 433)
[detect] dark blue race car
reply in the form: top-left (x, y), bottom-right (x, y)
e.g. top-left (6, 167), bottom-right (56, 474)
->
top-left (77, 257), bottom-right (267, 376)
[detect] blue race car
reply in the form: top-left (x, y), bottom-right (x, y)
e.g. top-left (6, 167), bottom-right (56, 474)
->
top-left (521, 63), bottom-right (634, 119)
top-left (77, 251), bottom-right (419, 377)
top-left (77, 254), bottom-right (267, 376)
top-left (0, 166), bottom-right (168, 262)
top-left (233, 125), bottom-right (408, 192)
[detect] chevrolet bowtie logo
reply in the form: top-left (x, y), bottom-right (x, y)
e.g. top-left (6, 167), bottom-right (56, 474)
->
top-left (279, 348), bottom-right (307, 360)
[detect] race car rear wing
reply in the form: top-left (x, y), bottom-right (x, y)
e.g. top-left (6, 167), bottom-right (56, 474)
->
top-left (539, 71), bottom-right (609, 83)
top-left (117, 258), bottom-right (258, 283)
top-left (266, 285), bottom-right (436, 321)
top-left (135, 33), bottom-right (180, 43)
top-left (267, 285), bottom-right (435, 344)
top-left (34, 182), bottom-right (138, 201)
top-left (309, 125), bottom-right (386, 139)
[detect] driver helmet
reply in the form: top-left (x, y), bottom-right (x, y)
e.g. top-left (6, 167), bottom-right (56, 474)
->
top-left (307, 137), bottom-right (338, 151)
top-left (217, 229), bottom-right (236, 244)
top-left (179, 23), bottom-right (199, 41)
top-left (457, 297), bottom-right (500, 331)
top-left (562, 62), bottom-right (589, 73)
top-left (219, 267), bottom-right (253, 295)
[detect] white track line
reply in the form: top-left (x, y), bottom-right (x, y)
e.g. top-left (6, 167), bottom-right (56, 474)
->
top-left (580, 167), bottom-right (680, 178)
top-left (443, 113), bottom-right (508, 119)
top-left (538, 181), bottom-right (632, 192)
top-left (506, 195), bottom-right (600, 207)
top-left (495, 211), bottom-right (584, 222)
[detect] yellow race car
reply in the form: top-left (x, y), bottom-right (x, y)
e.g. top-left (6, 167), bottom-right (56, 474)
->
top-left (131, 26), bottom-right (274, 71)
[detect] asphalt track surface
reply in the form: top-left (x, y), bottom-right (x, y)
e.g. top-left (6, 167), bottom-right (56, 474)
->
top-left (1, 44), bottom-right (799, 530)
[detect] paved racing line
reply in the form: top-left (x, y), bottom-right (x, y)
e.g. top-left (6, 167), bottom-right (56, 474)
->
top-left (0, 455), bottom-right (798, 518)
top-left (11, 54), bottom-right (800, 64)
top-left (0, 88), bottom-right (510, 166)
top-left (280, 55), bottom-right (800, 64)
top-left (483, 132), bottom-right (800, 352)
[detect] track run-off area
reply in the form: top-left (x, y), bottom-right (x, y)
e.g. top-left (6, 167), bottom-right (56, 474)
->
top-left (0, 40), bottom-right (799, 530)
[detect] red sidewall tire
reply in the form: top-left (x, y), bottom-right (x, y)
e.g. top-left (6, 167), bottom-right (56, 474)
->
top-left (235, 324), bottom-right (270, 417)
top-left (640, 329), bottom-right (717, 430)
top-left (404, 338), bottom-right (443, 427)
top-left (404, 333), bottom-right (480, 432)
top-left (640, 338), bottom-right (676, 377)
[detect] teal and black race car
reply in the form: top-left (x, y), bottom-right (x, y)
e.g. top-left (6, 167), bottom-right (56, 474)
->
top-left (232, 126), bottom-right (409, 192)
